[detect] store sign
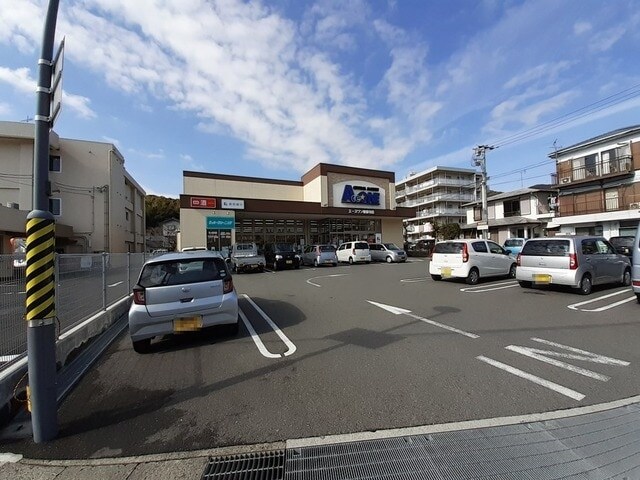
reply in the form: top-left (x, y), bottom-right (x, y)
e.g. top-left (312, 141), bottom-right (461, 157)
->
top-left (206, 216), bottom-right (235, 229)
top-left (348, 209), bottom-right (375, 215)
top-left (221, 199), bottom-right (245, 210)
top-left (190, 197), bottom-right (216, 209)
top-left (332, 180), bottom-right (385, 209)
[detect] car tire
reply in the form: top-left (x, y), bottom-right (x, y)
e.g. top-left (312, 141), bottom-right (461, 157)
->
top-left (313, 259), bottom-right (318, 268)
top-left (637, 293), bottom-right (640, 304)
top-left (386, 256), bottom-right (393, 263)
top-left (132, 338), bottom-right (151, 354)
top-left (578, 274), bottom-right (592, 295)
top-left (332, 262), bottom-right (338, 267)
top-left (466, 268), bottom-right (479, 285)
top-left (508, 263), bottom-right (517, 278)
top-left (518, 281), bottom-right (532, 288)
top-left (621, 268), bottom-right (631, 286)
top-left (349, 257), bottom-right (354, 265)
top-left (431, 274), bottom-right (442, 281)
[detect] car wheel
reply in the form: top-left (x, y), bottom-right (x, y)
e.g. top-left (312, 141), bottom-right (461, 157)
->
top-left (132, 338), bottom-right (151, 354)
top-left (349, 257), bottom-right (354, 265)
top-left (332, 262), bottom-right (337, 267)
top-left (313, 259), bottom-right (318, 268)
top-left (621, 268), bottom-right (631, 286)
top-left (579, 274), bottom-right (592, 295)
top-left (466, 268), bottom-right (479, 285)
top-left (386, 256), bottom-right (393, 263)
top-left (518, 281), bottom-right (532, 288)
top-left (508, 263), bottom-right (517, 278)
top-left (431, 274), bottom-right (442, 281)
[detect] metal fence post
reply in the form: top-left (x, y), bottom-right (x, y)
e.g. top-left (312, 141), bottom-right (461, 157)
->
top-left (102, 252), bottom-right (107, 310)
top-left (127, 252), bottom-right (131, 293)
top-left (54, 252), bottom-right (59, 321)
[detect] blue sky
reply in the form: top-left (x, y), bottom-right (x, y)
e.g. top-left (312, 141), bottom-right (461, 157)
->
top-left (1, 0), bottom-right (640, 198)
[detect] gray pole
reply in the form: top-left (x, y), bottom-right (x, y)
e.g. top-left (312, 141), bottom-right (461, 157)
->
top-left (481, 153), bottom-right (488, 240)
top-left (27, 0), bottom-right (60, 443)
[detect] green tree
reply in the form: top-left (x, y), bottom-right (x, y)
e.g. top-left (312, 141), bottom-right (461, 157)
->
top-left (431, 221), bottom-right (461, 240)
top-left (145, 195), bottom-right (179, 228)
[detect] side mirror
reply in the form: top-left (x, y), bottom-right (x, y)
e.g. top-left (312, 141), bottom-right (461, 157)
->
top-left (505, 249), bottom-right (512, 255)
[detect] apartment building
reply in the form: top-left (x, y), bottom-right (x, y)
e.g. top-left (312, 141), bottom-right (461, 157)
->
top-left (463, 185), bottom-right (557, 243)
top-left (395, 166), bottom-right (480, 243)
top-left (0, 121), bottom-right (146, 253)
top-left (546, 125), bottom-right (640, 237)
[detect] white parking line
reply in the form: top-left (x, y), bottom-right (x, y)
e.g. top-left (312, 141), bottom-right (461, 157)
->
top-left (108, 281), bottom-right (123, 287)
top-left (460, 281), bottom-right (518, 293)
top-left (530, 338), bottom-right (630, 366)
top-left (239, 309), bottom-right (280, 359)
top-left (477, 355), bottom-right (585, 401)
top-left (241, 294), bottom-right (296, 357)
top-left (400, 277), bottom-right (429, 283)
top-left (407, 259), bottom-right (424, 262)
top-left (580, 296), bottom-right (636, 312)
top-left (306, 273), bottom-right (349, 288)
top-left (567, 289), bottom-right (630, 310)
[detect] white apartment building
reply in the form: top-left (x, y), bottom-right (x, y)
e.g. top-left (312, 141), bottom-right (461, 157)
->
top-left (395, 166), bottom-right (480, 243)
top-left (0, 121), bottom-right (146, 253)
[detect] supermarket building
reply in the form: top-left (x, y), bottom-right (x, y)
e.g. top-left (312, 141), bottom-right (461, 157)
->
top-left (178, 163), bottom-right (416, 251)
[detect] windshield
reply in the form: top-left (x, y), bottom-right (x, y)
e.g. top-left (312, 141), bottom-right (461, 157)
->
top-left (275, 243), bottom-right (294, 252)
top-left (236, 244), bottom-right (254, 251)
top-left (138, 258), bottom-right (227, 287)
top-left (504, 239), bottom-right (524, 247)
top-left (319, 245), bottom-right (335, 252)
top-left (521, 240), bottom-right (570, 256)
top-left (434, 242), bottom-right (465, 254)
top-left (383, 243), bottom-right (400, 250)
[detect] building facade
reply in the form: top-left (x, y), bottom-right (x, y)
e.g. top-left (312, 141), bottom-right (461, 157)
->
top-left (0, 121), bottom-right (146, 253)
top-left (395, 166), bottom-right (480, 243)
top-left (547, 125), bottom-right (640, 237)
top-left (179, 163), bottom-right (415, 251)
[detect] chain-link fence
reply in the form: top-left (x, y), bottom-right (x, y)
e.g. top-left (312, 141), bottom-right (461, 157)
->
top-left (0, 253), bottom-right (146, 370)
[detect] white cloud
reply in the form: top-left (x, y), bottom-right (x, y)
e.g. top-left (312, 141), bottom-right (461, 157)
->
top-left (573, 21), bottom-right (592, 36)
top-left (0, 101), bottom-right (11, 116)
top-left (302, 0), bottom-right (369, 51)
top-left (63, 91), bottom-right (96, 119)
top-left (0, 0), bottom-right (41, 53)
top-left (504, 61), bottom-right (572, 90)
top-left (589, 27), bottom-right (625, 53)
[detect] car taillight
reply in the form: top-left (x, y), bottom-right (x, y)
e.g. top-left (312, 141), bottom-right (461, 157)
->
top-left (462, 243), bottom-right (469, 263)
top-left (133, 287), bottom-right (146, 305)
top-left (223, 278), bottom-right (234, 294)
top-left (569, 253), bottom-right (578, 270)
top-left (516, 253), bottom-right (521, 266)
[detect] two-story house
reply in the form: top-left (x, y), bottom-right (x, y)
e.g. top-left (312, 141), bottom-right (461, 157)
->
top-left (547, 125), bottom-right (640, 237)
top-left (463, 185), bottom-right (557, 243)
top-left (395, 166), bottom-right (480, 243)
top-left (0, 121), bottom-right (146, 253)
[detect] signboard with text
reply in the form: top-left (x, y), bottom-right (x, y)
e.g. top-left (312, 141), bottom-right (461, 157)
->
top-left (221, 199), bottom-right (245, 209)
top-left (332, 180), bottom-right (385, 209)
top-left (190, 197), bottom-right (216, 209)
top-left (206, 216), bottom-right (235, 230)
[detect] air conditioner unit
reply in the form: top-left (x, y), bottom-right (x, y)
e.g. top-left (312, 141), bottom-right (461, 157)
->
top-left (629, 202), bottom-right (640, 209)
top-left (560, 177), bottom-right (572, 184)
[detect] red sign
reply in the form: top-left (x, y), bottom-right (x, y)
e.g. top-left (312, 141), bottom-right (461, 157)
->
top-left (190, 197), bottom-right (216, 209)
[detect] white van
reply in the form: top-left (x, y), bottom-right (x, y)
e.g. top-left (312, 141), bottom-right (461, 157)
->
top-left (631, 226), bottom-right (640, 302)
top-left (336, 241), bottom-right (371, 264)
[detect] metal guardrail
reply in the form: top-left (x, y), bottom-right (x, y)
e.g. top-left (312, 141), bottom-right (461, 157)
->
top-left (0, 253), bottom-right (146, 370)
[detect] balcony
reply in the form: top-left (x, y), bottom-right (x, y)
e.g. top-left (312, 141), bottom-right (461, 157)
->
top-left (417, 208), bottom-right (466, 218)
top-left (397, 177), bottom-right (477, 197)
top-left (556, 155), bottom-right (633, 187)
top-left (399, 193), bottom-right (476, 207)
top-left (557, 191), bottom-right (640, 217)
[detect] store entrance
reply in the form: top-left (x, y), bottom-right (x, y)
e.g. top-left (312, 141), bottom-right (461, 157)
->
top-left (207, 229), bottom-right (232, 256)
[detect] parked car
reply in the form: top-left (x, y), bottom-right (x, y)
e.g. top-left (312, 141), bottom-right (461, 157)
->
top-left (301, 244), bottom-right (338, 267)
top-left (128, 251), bottom-right (239, 353)
top-left (429, 239), bottom-right (516, 285)
top-left (516, 236), bottom-right (631, 295)
top-left (503, 238), bottom-right (526, 256)
top-left (264, 243), bottom-right (300, 270)
top-left (631, 228), bottom-right (640, 303)
top-left (230, 242), bottom-right (265, 273)
top-left (609, 235), bottom-right (635, 257)
top-left (369, 243), bottom-right (407, 263)
top-left (336, 241), bottom-right (371, 264)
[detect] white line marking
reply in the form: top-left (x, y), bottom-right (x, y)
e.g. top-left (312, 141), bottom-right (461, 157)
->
top-left (107, 281), bottom-right (123, 287)
top-left (400, 277), bottom-right (429, 283)
top-left (306, 273), bottom-right (348, 288)
top-left (460, 282), bottom-right (519, 293)
top-left (0, 355), bottom-right (20, 362)
top-left (531, 338), bottom-right (630, 366)
top-left (239, 309), bottom-right (280, 359)
top-left (461, 280), bottom-right (516, 290)
top-left (242, 294), bottom-right (296, 357)
top-left (407, 259), bottom-right (424, 262)
top-left (0, 452), bottom-right (23, 463)
top-left (581, 296), bottom-right (636, 312)
top-left (367, 300), bottom-right (478, 339)
top-left (505, 345), bottom-right (610, 381)
top-left (476, 355), bottom-right (585, 401)
top-left (567, 289), bottom-right (629, 310)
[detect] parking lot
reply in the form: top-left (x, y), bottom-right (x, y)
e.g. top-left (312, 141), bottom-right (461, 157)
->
top-left (4, 258), bottom-right (640, 459)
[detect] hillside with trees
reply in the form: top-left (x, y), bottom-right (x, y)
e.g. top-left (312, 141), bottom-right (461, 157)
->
top-left (145, 195), bottom-right (179, 228)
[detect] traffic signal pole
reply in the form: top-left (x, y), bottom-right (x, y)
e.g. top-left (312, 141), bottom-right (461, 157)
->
top-left (27, 0), bottom-right (60, 443)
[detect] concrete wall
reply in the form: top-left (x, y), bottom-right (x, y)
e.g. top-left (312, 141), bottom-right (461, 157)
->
top-left (303, 176), bottom-right (325, 204)
top-left (184, 177), bottom-right (304, 201)
top-left (381, 218), bottom-right (403, 246)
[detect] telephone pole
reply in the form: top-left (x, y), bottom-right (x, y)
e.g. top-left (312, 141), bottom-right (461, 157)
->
top-left (473, 145), bottom-right (494, 239)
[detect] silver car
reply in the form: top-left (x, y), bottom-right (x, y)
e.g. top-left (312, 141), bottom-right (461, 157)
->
top-left (128, 251), bottom-right (239, 353)
top-left (369, 243), bottom-right (407, 263)
top-left (301, 245), bottom-right (338, 267)
top-left (516, 236), bottom-right (631, 295)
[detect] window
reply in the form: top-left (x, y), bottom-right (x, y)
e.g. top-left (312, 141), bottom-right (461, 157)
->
top-left (49, 155), bottom-right (61, 172)
top-left (585, 153), bottom-right (598, 177)
top-left (595, 239), bottom-right (614, 254)
top-left (487, 241), bottom-right (503, 254)
top-left (581, 239), bottom-right (597, 255)
top-left (49, 198), bottom-right (61, 216)
top-left (521, 240), bottom-right (570, 256)
top-left (503, 200), bottom-right (520, 217)
top-left (434, 242), bottom-right (464, 254)
top-left (605, 189), bottom-right (618, 211)
top-left (472, 241), bottom-right (487, 253)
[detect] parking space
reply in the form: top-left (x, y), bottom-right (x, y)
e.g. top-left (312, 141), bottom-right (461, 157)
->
top-left (5, 257), bottom-right (640, 459)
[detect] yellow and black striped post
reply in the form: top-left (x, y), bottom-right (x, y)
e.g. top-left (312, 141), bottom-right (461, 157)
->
top-left (26, 217), bottom-right (55, 321)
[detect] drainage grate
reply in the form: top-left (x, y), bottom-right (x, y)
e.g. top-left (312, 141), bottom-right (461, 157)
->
top-left (202, 450), bottom-right (286, 480)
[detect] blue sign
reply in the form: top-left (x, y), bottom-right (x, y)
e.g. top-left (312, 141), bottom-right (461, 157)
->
top-left (341, 184), bottom-right (380, 206)
top-left (206, 217), bottom-right (235, 230)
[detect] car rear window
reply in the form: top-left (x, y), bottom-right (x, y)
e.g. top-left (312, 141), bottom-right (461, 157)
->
top-left (236, 244), bottom-right (254, 250)
top-left (319, 245), bottom-right (335, 252)
top-left (138, 258), bottom-right (228, 287)
top-left (355, 242), bottom-right (369, 249)
top-left (434, 242), bottom-right (465, 254)
top-left (275, 243), bottom-right (294, 252)
top-left (609, 237), bottom-right (634, 247)
top-left (504, 239), bottom-right (524, 247)
top-left (520, 240), bottom-right (570, 256)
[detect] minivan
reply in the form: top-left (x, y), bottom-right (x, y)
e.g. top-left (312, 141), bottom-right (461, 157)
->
top-left (369, 243), bottom-right (407, 263)
top-left (516, 236), bottom-right (631, 295)
top-left (336, 241), bottom-right (371, 264)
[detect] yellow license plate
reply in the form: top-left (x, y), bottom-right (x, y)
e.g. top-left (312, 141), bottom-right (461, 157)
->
top-left (174, 316), bottom-right (203, 332)
top-left (286, 260), bottom-right (293, 264)
top-left (533, 274), bottom-right (551, 284)
top-left (441, 267), bottom-right (452, 278)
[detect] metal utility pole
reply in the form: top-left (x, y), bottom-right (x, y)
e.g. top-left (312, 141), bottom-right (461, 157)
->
top-left (26, 0), bottom-right (60, 443)
top-left (473, 145), bottom-right (494, 239)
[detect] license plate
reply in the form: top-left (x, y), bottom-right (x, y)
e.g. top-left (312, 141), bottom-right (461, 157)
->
top-left (286, 260), bottom-right (293, 264)
top-left (533, 274), bottom-right (551, 284)
top-left (174, 316), bottom-right (203, 332)
top-left (441, 267), bottom-right (452, 278)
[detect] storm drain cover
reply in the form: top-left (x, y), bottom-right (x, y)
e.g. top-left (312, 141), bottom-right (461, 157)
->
top-left (202, 450), bottom-right (285, 480)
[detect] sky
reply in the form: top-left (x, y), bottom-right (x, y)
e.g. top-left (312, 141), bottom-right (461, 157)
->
top-left (1, 0), bottom-right (640, 198)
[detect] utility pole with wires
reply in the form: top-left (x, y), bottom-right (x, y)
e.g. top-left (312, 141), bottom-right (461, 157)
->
top-left (473, 145), bottom-right (494, 239)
